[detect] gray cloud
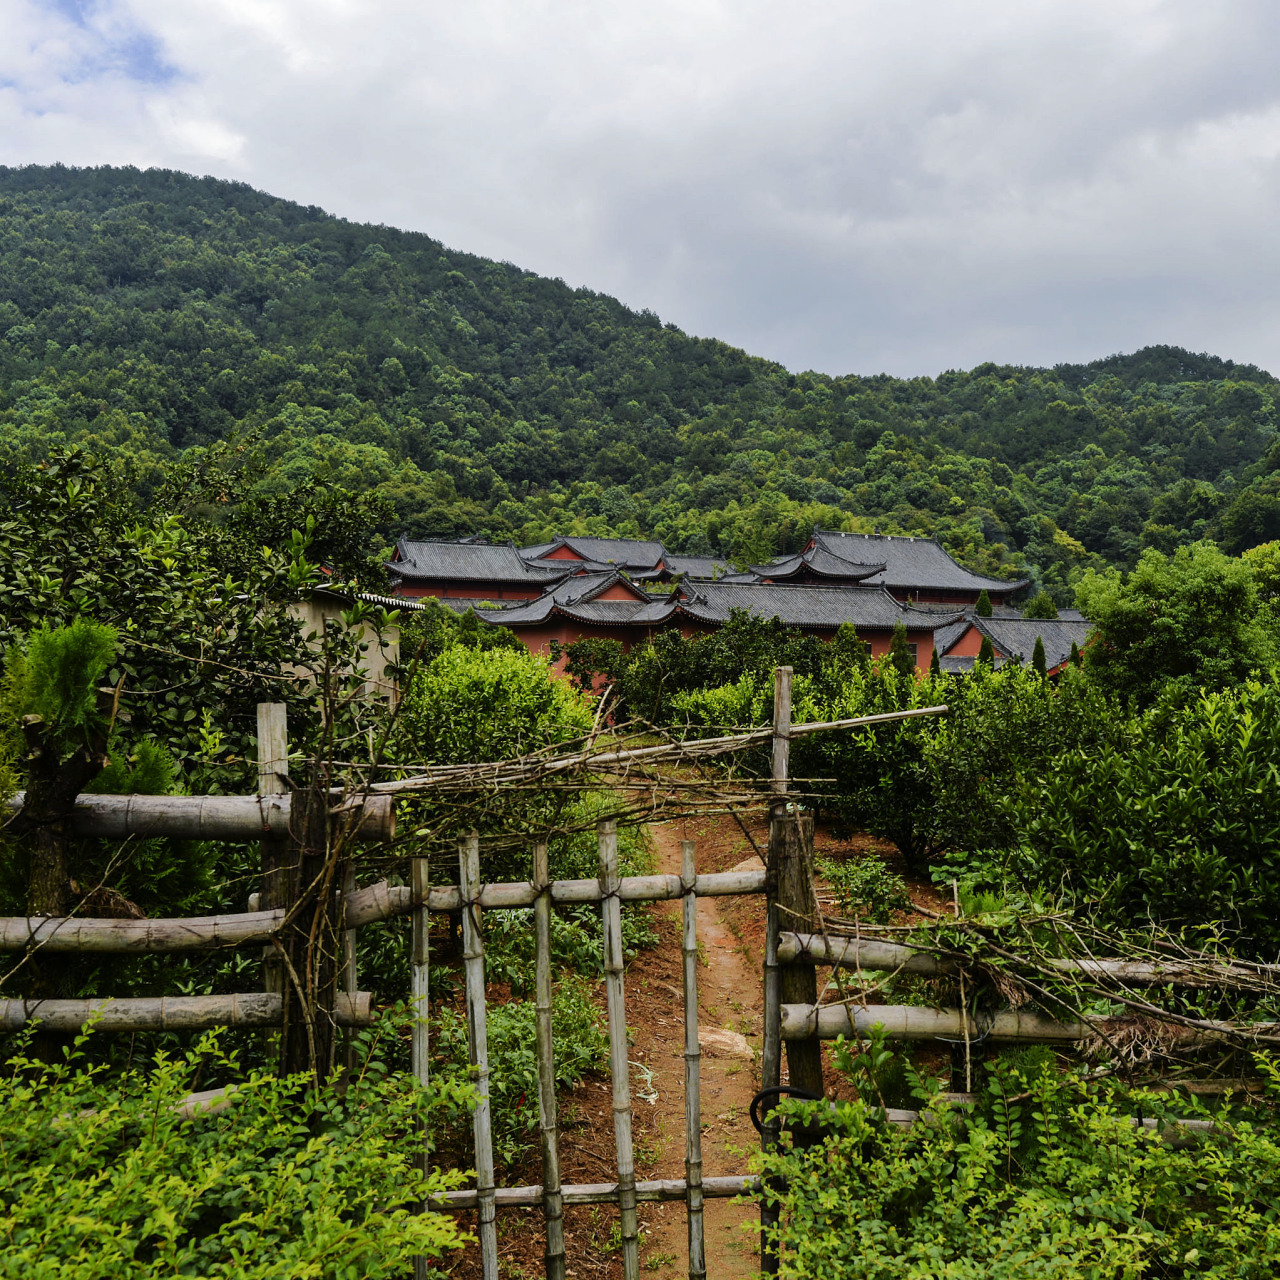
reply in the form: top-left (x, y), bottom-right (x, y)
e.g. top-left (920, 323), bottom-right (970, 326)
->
top-left (6, 0), bottom-right (1280, 375)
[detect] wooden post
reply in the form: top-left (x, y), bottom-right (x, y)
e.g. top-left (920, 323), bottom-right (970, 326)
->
top-left (257, 703), bottom-right (289, 1008)
top-left (279, 764), bottom-right (346, 1078)
top-left (777, 813), bottom-right (823, 1097)
top-left (681, 840), bottom-right (706, 1280)
top-left (459, 832), bottom-right (499, 1280)
top-left (533, 841), bottom-right (566, 1280)
top-left (599, 820), bottom-right (640, 1280)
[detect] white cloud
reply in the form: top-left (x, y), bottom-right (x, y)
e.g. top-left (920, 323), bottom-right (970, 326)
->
top-left (6, 0), bottom-right (1280, 375)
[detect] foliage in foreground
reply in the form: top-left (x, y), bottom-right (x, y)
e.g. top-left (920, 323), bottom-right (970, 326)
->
top-left (761, 1039), bottom-right (1280, 1279)
top-left (433, 974), bottom-right (609, 1167)
top-left (0, 1029), bottom-right (473, 1279)
top-left (1010, 677), bottom-right (1280, 957)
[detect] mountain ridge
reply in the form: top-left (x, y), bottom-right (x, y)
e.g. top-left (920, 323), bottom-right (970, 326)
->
top-left (2, 163), bottom-right (1278, 601)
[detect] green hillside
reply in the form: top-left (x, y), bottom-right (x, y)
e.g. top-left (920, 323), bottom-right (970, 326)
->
top-left (3, 163), bottom-right (1279, 601)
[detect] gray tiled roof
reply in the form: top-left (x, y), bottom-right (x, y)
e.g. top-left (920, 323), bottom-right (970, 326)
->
top-left (940, 653), bottom-right (1009, 673)
top-left (931, 617), bottom-right (972, 655)
top-left (517, 536), bottom-right (665, 571)
top-left (477, 572), bottom-right (677, 628)
top-left (389, 538), bottom-right (567, 584)
top-left (675, 582), bottom-right (934, 631)
top-left (975, 618), bottom-right (1093, 671)
top-left (809, 532), bottom-right (1029, 594)
top-left (754, 545), bottom-right (885, 582)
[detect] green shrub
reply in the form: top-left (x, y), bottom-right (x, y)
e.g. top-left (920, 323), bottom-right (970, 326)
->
top-left (818, 856), bottom-right (909, 923)
top-left (0, 1029), bottom-right (472, 1278)
top-left (1012, 678), bottom-right (1280, 955)
top-left (395, 645), bottom-right (594, 874)
top-left (434, 975), bottom-right (608, 1167)
top-left (1077, 541), bottom-right (1277, 704)
top-left (398, 644), bottom-right (592, 764)
top-left (761, 1041), bottom-right (1280, 1278)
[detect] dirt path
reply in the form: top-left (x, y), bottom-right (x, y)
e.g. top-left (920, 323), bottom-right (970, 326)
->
top-left (630, 818), bottom-right (767, 1280)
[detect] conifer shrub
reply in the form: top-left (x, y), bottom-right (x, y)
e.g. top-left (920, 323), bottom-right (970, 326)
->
top-left (1031, 634), bottom-right (1047, 677)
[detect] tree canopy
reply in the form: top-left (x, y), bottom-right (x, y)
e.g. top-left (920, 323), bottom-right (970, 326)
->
top-left (2, 165), bottom-right (1280, 601)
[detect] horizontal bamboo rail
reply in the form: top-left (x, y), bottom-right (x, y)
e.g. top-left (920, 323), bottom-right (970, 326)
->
top-left (779, 933), bottom-right (1279, 988)
top-left (348, 868), bottom-right (768, 922)
top-left (0, 991), bottom-right (373, 1031)
top-left (781, 1002), bottom-right (1280, 1045)
top-left (5, 791), bottom-right (394, 843)
top-left (436, 1175), bottom-right (758, 1211)
top-left (0, 910), bottom-right (286, 953)
top-left (0, 870), bottom-right (768, 954)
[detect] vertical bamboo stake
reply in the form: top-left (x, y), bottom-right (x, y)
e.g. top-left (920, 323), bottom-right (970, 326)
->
top-left (342, 867), bottom-right (357, 1078)
top-left (460, 832), bottom-right (499, 1280)
top-left (771, 667), bottom-right (792, 795)
top-left (533, 841), bottom-right (566, 1280)
top-left (759, 669), bottom-right (791, 1275)
top-left (599, 819), bottom-right (640, 1280)
top-left (256, 703), bottom-right (289, 1006)
top-left (411, 858), bottom-right (431, 1280)
top-left (342, 869), bottom-right (358, 997)
top-left (411, 857), bottom-right (430, 1087)
top-left (681, 839), bottom-right (706, 1280)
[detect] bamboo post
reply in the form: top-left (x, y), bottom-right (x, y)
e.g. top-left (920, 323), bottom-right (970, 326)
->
top-left (459, 832), bottom-right (499, 1280)
top-left (681, 839), bottom-right (706, 1280)
top-left (411, 858), bottom-right (431, 1280)
top-left (256, 704), bottom-right (289, 1008)
top-left (533, 841), bottom-right (566, 1280)
top-left (760, 667), bottom-right (791, 1275)
top-left (599, 819), bottom-right (640, 1280)
top-left (411, 858), bottom-right (430, 1086)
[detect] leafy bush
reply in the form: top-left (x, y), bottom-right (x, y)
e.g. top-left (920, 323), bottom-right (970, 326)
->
top-left (1011, 678), bottom-right (1280, 956)
top-left (1077, 541), bottom-right (1277, 704)
top-left (399, 644), bottom-right (592, 764)
top-left (761, 1039), bottom-right (1280, 1278)
top-left (564, 611), bottom-right (829, 724)
top-left (0, 1029), bottom-right (472, 1278)
top-left (674, 658), bottom-right (1113, 873)
top-left (434, 975), bottom-right (608, 1167)
top-left (394, 645), bottom-right (594, 874)
top-left (818, 855), bottom-right (910, 924)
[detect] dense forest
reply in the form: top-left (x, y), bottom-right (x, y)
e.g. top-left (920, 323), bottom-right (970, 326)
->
top-left (3, 163), bottom-right (1280, 602)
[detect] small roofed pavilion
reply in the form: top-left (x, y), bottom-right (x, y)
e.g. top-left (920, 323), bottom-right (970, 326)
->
top-left (773, 531), bottom-right (1028, 606)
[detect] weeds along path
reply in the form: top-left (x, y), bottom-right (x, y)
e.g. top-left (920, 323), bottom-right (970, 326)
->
top-left (628, 817), bottom-right (768, 1280)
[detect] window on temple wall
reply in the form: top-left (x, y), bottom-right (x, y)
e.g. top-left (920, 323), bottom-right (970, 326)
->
top-left (907, 643), bottom-right (918, 667)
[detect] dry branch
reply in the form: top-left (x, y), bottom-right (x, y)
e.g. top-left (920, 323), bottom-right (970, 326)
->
top-left (781, 932), bottom-right (1280, 988)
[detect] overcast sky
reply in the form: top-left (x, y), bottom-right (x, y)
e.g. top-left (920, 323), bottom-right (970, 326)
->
top-left (6, 0), bottom-right (1280, 377)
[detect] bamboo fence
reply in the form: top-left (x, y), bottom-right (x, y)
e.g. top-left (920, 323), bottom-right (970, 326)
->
top-left (5, 680), bottom-right (1262, 1280)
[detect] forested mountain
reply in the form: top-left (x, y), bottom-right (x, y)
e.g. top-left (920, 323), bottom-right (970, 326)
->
top-left (3, 163), bottom-right (1279, 602)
